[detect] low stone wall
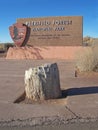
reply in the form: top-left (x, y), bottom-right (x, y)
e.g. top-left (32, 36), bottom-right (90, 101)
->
top-left (6, 46), bottom-right (87, 60)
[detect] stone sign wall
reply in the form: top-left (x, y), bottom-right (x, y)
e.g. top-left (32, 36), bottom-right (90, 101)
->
top-left (17, 16), bottom-right (83, 46)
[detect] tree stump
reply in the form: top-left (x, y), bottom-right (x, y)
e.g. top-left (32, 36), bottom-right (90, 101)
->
top-left (24, 63), bottom-right (62, 101)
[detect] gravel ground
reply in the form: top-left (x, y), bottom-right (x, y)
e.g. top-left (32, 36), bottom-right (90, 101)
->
top-left (0, 118), bottom-right (98, 130)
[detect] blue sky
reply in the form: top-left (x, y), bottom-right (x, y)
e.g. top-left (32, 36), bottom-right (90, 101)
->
top-left (0, 0), bottom-right (98, 43)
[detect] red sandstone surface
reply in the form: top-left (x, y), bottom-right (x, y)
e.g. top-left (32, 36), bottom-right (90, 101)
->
top-left (6, 46), bottom-right (87, 60)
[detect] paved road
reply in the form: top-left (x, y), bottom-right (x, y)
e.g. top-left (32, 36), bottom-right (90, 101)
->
top-left (0, 59), bottom-right (98, 127)
top-left (1, 121), bottom-right (98, 130)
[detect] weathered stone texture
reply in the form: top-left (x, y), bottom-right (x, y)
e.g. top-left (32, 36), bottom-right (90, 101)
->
top-left (6, 46), bottom-right (85, 60)
top-left (24, 63), bottom-right (61, 101)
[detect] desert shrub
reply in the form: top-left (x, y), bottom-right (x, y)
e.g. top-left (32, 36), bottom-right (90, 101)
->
top-left (83, 36), bottom-right (94, 46)
top-left (0, 44), bottom-right (6, 52)
top-left (4, 43), bottom-right (14, 51)
top-left (0, 43), bottom-right (14, 52)
top-left (76, 47), bottom-right (98, 72)
top-left (91, 43), bottom-right (98, 71)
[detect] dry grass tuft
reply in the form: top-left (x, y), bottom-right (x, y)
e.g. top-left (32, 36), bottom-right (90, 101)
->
top-left (76, 45), bottom-right (98, 72)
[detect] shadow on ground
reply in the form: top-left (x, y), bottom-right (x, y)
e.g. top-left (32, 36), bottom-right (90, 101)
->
top-left (62, 86), bottom-right (98, 97)
top-left (14, 86), bottom-right (98, 103)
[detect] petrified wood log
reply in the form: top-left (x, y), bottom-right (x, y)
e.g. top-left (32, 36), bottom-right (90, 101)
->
top-left (24, 63), bottom-right (61, 101)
